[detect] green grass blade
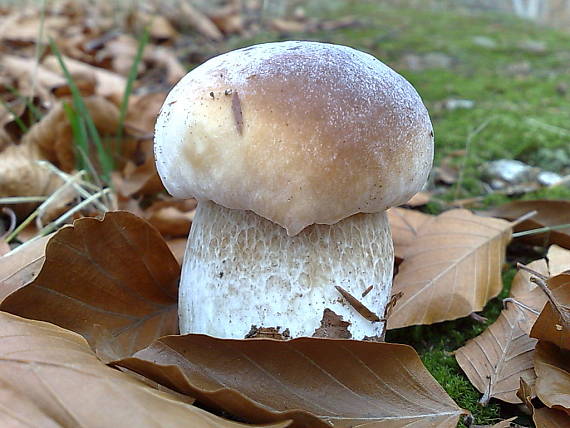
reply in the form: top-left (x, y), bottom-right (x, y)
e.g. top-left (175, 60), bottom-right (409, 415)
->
top-left (49, 38), bottom-right (114, 183)
top-left (117, 26), bottom-right (150, 146)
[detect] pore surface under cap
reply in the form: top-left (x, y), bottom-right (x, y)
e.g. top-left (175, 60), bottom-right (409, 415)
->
top-left (155, 41), bottom-right (434, 235)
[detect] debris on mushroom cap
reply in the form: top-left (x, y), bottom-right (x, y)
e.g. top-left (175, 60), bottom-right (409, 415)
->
top-left (154, 41), bottom-right (434, 235)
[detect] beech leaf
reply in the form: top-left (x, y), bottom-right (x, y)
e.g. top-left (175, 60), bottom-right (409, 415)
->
top-left (0, 211), bottom-right (180, 361)
top-left (387, 207), bottom-right (433, 260)
top-left (115, 335), bottom-right (465, 428)
top-left (0, 234), bottom-right (51, 302)
top-left (530, 273), bottom-right (570, 351)
top-left (388, 209), bottom-right (512, 329)
top-left (0, 312), bottom-right (289, 428)
top-left (484, 200), bottom-right (570, 249)
top-left (455, 305), bottom-right (537, 404)
top-left (533, 407), bottom-right (570, 428)
top-left (533, 341), bottom-right (570, 416)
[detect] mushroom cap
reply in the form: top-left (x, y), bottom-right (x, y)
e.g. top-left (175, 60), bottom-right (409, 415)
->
top-left (154, 41), bottom-right (434, 235)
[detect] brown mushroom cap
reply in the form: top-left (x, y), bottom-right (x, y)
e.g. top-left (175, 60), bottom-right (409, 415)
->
top-left (155, 41), bottom-right (434, 235)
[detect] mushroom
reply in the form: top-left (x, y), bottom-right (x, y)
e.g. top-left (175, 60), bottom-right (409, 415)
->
top-left (154, 41), bottom-right (433, 340)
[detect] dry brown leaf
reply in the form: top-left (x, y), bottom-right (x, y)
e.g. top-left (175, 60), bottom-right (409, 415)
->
top-left (484, 200), bottom-right (570, 249)
top-left (455, 305), bottom-right (537, 404)
top-left (176, 1), bottom-right (224, 40)
top-left (388, 209), bottom-right (512, 329)
top-left (405, 191), bottom-right (432, 207)
top-left (126, 91), bottom-right (167, 134)
top-left (511, 258), bottom-right (549, 297)
top-left (534, 407), bottom-right (570, 427)
top-left (0, 239), bottom-right (9, 256)
top-left (530, 273), bottom-right (570, 351)
top-left (534, 341), bottom-right (570, 415)
top-left (0, 211), bottom-right (179, 361)
top-left (0, 144), bottom-right (63, 217)
top-left (148, 14), bottom-right (179, 42)
top-left (0, 14), bottom-right (67, 45)
top-left (518, 376), bottom-right (570, 427)
top-left (472, 418), bottom-right (517, 428)
top-left (387, 207), bottom-right (433, 260)
top-left (146, 198), bottom-right (196, 237)
top-left (145, 46), bottom-right (187, 84)
top-left (0, 234), bottom-right (51, 303)
top-left (166, 237), bottom-right (187, 265)
top-left (1, 55), bottom-right (66, 93)
top-left (547, 245), bottom-right (570, 276)
top-left (0, 312), bottom-right (289, 428)
top-left (508, 248), bottom-right (567, 335)
top-left (115, 336), bottom-right (465, 428)
top-left (116, 139), bottom-right (164, 196)
top-left (43, 54), bottom-right (127, 102)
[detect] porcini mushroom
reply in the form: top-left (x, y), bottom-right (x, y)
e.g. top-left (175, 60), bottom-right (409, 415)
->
top-left (154, 41), bottom-right (433, 340)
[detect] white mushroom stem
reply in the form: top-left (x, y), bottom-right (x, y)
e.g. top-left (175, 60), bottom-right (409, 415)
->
top-left (179, 200), bottom-right (394, 340)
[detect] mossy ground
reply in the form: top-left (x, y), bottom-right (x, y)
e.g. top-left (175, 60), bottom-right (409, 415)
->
top-left (226, 1), bottom-right (570, 425)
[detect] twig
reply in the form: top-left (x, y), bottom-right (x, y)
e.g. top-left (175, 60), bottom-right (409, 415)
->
top-left (512, 223), bottom-right (570, 238)
top-left (0, 196), bottom-right (48, 204)
top-left (529, 275), bottom-right (570, 328)
top-left (1, 207), bottom-right (17, 237)
top-left (517, 263), bottom-right (549, 282)
top-left (502, 297), bottom-right (540, 315)
top-left (510, 210), bottom-right (538, 227)
top-left (38, 162), bottom-right (108, 212)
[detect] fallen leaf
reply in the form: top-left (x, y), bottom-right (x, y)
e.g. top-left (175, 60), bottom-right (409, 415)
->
top-left (511, 258), bottom-right (549, 297)
top-left (146, 198), bottom-right (197, 237)
top-left (166, 237), bottom-right (187, 265)
top-left (534, 341), bottom-right (570, 415)
top-left (116, 335), bottom-right (465, 428)
top-left (387, 207), bottom-right (433, 260)
top-left (404, 191), bottom-right (432, 207)
top-left (0, 144), bottom-right (63, 217)
top-left (176, 2), bottom-right (224, 40)
top-left (0, 312), bottom-right (289, 428)
top-left (534, 407), bottom-right (570, 427)
top-left (547, 245), bottom-right (570, 276)
top-left (145, 46), bottom-right (187, 84)
top-left (0, 14), bottom-right (67, 45)
top-left (116, 139), bottom-right (164, 196)
top-left (1, 55), bottom-right (65, 93)
top-left (455, 305), bottom-right (537, 404)
top-left (472, 417), bottom-right (517, 428)
top-left (518, 377), bottom-right (570, 427)
top-left (126, 91), bottom-right (167, 134)
top-left (43, 54), bottom-right (127, 102)
top-left (0, 211), bottom-right (180, 361)
top-left (484, 200), bottom-right (570, 249)
top-left (0, 234), bottom-right (52, 302)
top-left (530, 273), bottom-right (570, 351)
top-left (148, 14), bottom-right (179, 42)
top-left (388, 209), bottom-right (512, 329)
